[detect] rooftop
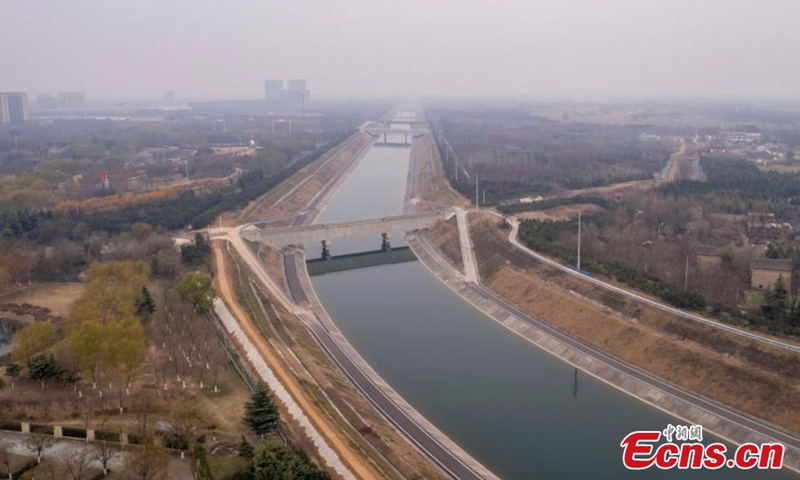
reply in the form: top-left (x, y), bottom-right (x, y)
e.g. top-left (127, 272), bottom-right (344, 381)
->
top-left (752, 258), bottom-right (793, 271)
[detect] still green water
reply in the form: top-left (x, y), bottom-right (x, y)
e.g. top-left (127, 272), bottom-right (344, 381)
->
top-left (309, 144), bottom-right (796, 479)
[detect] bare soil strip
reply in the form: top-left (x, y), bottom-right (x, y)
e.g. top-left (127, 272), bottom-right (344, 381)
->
top-left (213, 243), bottom-right (383, 480)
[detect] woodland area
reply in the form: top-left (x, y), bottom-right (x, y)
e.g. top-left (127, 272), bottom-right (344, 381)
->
top-left (428, 105), bottom-right (674, 203)
top-left (0, 110), bottom-right (363, 478)
top-left (513, 157), bottom-right (800, 336)
top-left (427, 101), bottom-right (800, 337)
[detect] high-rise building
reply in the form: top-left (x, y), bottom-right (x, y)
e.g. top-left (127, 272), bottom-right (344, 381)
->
top-left (36, 93), bottom-right (59, 109)
top-left (287, 79), bottom-right (306, 92)
top-left (58, 91), bottom-right (87, 109)
top-left (264, 80), bottom-right (284, 101)
top-left (287, 79), bottom-right (310, 103)
top-left (0, 92), bottom-right (29, 126)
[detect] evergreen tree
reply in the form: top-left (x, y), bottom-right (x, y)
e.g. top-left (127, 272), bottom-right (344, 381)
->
top-left (243, 384), bottom-right (280, 438)
top-left (5, 363), bottom-right (21, 380)
top-left (136, 286), bottom-right (157, 317)
top-left (251, 442), bottom-right (330, 480)
top-left (180, 233), bottom-right (212, 266)
top-left (238, 436), bottom-right (254, 460)
top-left (761, 275), bottom-right (788, 323)
top-left (27, 354), bottom-right (62, 381)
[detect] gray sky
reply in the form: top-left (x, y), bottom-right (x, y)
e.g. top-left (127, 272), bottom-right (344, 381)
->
top-left (4, 0), bottom-right (800, 100)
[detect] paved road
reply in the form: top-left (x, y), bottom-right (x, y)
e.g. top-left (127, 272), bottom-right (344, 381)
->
top-left (505, 218), bottom-right (800, 354)
top-left (282, 254), bottom-right (488, 480)
top-left (243, 210), bottom-right (450, 246)
top-left (455, 207), bottom-right (480, 283)
top-left (231, 229), bottom-right (493, 480)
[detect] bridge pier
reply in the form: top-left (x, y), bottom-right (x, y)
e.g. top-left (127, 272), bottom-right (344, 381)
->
top-left (321, 240), bottom-right (331, 260)
top-left (381, 233), bottom-right (392, 252)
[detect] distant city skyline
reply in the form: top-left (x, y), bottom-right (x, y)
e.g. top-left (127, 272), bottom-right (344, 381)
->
top-left (3, 0), bottom-right (800, 101)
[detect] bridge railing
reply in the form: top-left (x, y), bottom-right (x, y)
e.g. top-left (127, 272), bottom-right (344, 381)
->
top-left (245, 209), bottom-right (452, 246)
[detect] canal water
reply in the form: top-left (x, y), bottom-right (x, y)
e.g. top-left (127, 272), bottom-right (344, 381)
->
top-left (309, 143), bottom-right (796, 479)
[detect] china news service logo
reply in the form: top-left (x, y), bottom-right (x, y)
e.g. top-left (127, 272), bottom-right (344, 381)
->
top-left (621, 424), bottom-right (784, 470)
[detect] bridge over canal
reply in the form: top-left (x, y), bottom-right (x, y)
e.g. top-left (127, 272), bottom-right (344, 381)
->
top-left (241, 210), bottom-right (453, 257)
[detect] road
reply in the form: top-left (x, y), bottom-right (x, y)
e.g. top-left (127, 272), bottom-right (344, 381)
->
top-left (285, 252), bottom-right (490, 480)
top-left (230, 226), bottom-right (494, 480)
top-left (666, 140), bottom-right (686, 181)
top-left (213, 240), bottom-right (378, 480)
top-left (242, 210), bottom-right (451, 247)
top-left (454, 207), bottom-right (480, 283)
top-left (505, 218), bottom-right (800, 354)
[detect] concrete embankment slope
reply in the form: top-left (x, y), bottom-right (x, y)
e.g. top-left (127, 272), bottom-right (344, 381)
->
top-left (407, 233), bottom-right (800, 474)
top-left (213, 297), bottom-right (357, 480)
top-left (286, 250), bottom-right (500, 480)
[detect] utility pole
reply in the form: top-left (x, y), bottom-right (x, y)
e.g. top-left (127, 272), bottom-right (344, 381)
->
top-left (684, 254), bottom-right (689, 290)
top-left (573, 368), bottom-right (578, 399)
top-left (475, 174), bottom-right (479, 209)
top-left (577, 210), bottom-right (582, 271)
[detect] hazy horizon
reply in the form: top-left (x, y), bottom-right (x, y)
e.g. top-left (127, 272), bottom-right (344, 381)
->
top-left (4, 0), bottom-right (800, 101)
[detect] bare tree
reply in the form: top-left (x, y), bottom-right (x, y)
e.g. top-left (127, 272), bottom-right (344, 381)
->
top-left (92, 441), bottom-right (118, 477)
top-left (123, 446), bottom-right (169, 480)
top-left (65, 449), bottom-right (93, 480)
top-left (0, 447), bottom-right (13, 480)
top-left (26, 431), bottom-right (54, 464)
top-left (41, 459), bottom-right (62, 480)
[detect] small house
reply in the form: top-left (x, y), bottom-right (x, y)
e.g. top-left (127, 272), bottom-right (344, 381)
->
top-left (751, 258), bottom-right (793, 291)
top-left (697, 245), bottom-right (722, 270)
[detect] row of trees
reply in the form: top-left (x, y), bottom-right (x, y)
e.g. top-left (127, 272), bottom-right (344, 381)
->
top-left (0, 131), bottom-right (352, 245)
top-left (664, 158), bottom-right (800, 200)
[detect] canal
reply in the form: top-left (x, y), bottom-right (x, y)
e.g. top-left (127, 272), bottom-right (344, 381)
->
top-left (308, 141), bottom-right (796, 479)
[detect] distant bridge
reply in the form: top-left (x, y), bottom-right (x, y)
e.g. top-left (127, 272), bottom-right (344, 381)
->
top-left (361, 122), bottom-right (430, 145)
top-left (241, 210), bottom-right (452, 253)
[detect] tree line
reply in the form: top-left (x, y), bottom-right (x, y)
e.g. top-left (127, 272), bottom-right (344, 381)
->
top-left (0, 131), bottom-right (353, 243)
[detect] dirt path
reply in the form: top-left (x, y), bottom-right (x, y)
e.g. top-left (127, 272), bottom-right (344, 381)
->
top-left (212, 243), bottom-right (382, 480)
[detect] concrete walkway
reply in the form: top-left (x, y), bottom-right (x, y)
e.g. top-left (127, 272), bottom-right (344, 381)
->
top-left (454, 207), bottom-right (480, 283)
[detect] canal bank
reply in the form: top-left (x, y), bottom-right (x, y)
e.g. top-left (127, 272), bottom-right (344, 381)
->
top-left (299, 128), bottom-right (798, 479)
top-left (407, 232), bottom-right (800, 474)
